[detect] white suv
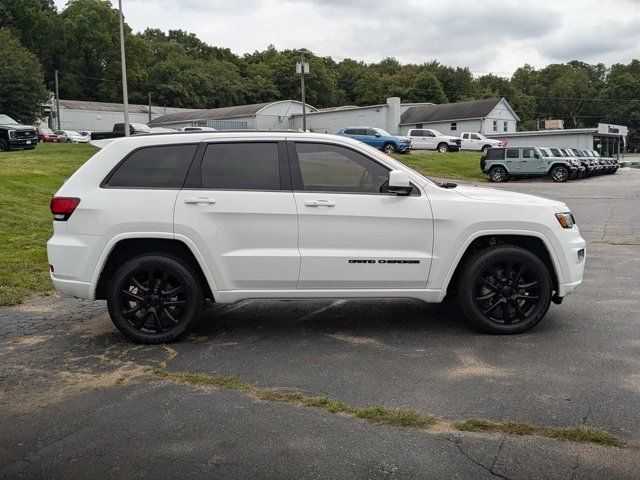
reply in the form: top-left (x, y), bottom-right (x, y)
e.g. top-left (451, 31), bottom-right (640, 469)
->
top-left (47, 132), bottom-right (586, 343)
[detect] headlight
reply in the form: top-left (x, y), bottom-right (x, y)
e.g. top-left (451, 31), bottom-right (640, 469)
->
top-left (555, 212), bottom-right (575, 229)
top-left (8, 130), bottom-right (16, 139)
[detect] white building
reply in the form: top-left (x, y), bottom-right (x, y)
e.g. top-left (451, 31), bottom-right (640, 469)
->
top-left (149, 100), bottom-right (317, 131)
top-left (398, 98), bottom-right (519, 136)
top-left (52, 100), bottom-right (197, 132)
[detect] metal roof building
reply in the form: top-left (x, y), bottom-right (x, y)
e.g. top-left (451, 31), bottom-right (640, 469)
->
top-left (148, 100), bottom-right (317, 130)
top-left (50, 99), bottom-right (198, 131)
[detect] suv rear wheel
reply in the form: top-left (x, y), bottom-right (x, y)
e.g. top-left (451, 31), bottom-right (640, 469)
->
top-left (106, 254), bottom-right (203, 344)
top-left (489, 166), bottom-right (508, 182)
top-left (550, 165), bottom-right (569, 182)
top-left (383, 143), bottom-right (396, 154)
top-left (456, 246), bottom-right (552, 334)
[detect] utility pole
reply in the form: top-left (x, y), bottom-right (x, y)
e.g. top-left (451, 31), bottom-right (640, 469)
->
top-left (118, 0), bottom-right (130, 136)
top-left (296, 50), bottom-right (309, 132)
top-left (54, 69), bottom-right (61, 130)
top-left (148, 92), bottom-right (152, 123)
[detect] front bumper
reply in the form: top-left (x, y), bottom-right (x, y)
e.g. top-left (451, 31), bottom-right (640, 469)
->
top-left (554, 227), bottom-right (586, 297)
top-left (398, 144), bottom-right (411, 152)
top-left (9, 138), bottom-right (36, 148)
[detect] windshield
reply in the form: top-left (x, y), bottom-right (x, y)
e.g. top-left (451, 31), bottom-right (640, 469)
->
top-left (431, 130), bottom-right (444, 136)
top-left (0, 115), bottom-right (18, 125)
top-left (375, 128), bottom-right (392, 136)
top-left (67, 131), bottom-right (80, 136)
top-left (131, 123), bottom-right (152, 132)
top-left (39, 127), bottom-right (53, 135)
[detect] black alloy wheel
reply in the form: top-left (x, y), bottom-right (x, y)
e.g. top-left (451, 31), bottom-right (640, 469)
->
top-left (107, 255), bottom-right (203, 343)
top-left (457, 246), bottom-right (552, 334)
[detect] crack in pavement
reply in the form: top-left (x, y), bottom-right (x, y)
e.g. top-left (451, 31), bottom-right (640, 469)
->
top-left (444, 434), bottom-right (513, 480)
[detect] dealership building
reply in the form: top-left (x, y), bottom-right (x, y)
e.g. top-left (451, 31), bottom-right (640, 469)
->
top-left (56, 95), bottom-right (627, 156)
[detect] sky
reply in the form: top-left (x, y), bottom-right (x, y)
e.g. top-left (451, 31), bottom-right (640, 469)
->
top-left (53, 0), bottom-right (640, 76)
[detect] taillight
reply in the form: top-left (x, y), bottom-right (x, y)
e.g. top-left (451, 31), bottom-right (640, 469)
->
top-left (50, 197), bottom-right (80, 221)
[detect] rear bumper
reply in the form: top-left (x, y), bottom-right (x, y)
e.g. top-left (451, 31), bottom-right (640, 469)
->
top-left (50, 274), bottom-right (92, 299)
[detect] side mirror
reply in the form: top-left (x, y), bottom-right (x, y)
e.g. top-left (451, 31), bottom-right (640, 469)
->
top-left (387, 170), bottom-right (412, 196)
top-left (374, 133), bottom-right (381, 137)
top-left (534, 153), bottom-right (540, 158)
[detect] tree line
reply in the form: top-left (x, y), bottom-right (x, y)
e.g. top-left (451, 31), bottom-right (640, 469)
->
top-left (1, 0), bottom-right (639, 148)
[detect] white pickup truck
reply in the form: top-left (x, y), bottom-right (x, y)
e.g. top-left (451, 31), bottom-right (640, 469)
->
top-left (460, 132), bottom-right (503, 152)
top-left (406, 128), bottom-right (461, 153)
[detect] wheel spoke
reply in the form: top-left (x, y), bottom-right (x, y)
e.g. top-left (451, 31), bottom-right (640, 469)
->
top-left (131, 276), bottom-right (148, 292)
top-left (515, 294), bottom-right (539, 302)
top-left (476, 292), bottom-right (496, 301)
top-left (164, 285), bottom-right (184, 295)
top-left (482, 298), bottom-right (505, 315)
top-left (122, 289), bottom-right (144, 301)
top-left (519, 281), bottom-right (538, 289)
top-left (480, 277), bottom-right (498, 290)
top-left (514, 264), bottom-right (525, 283)
top-left (162, 307), bottom-right (179, 324)
top-left (133, 311), bottom-right (147, 329)
top-left (122, 303), bottom-right (143, 318)
top-left (512, 300), bottom-right (526, 320)
top-left (159, 270), bottom-right (169, 292)
top-left (152, 310), bottom-right (165, 332)
top-left (162, 299), bottom-right (186, 307)
top-left (501, 301), bottom-right (511, 323)
top-left (489, 266), bottom-right (502, 283)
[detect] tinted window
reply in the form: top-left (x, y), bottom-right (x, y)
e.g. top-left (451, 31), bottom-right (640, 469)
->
top-left (550, 148), bottom-right (563, 156)
top-left (486, 148), bottom-right (505, 160)
top-left (410, 130), bottom-right (422, 136)
top-left (201, 142), bottom-right (280, 190)
top-left (106, 144), bottom-right (197, 188)
top-left (506, 149), bottom-right (520, 159)
top-left (424, 130), bottom-right (435, 137)
top-left (295, 143), bottom-right (389, 194)
top-left (470, 134), bottom-right (481, 140)
top-left (522, 148), bottom-right (536, 158)
top-left (343, 128), bottom-right (356, 135)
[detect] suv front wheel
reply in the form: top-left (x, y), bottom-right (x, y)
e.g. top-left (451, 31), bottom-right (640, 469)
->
top-left (456, 246), bottom-right (552, 334)
top-left (550, 165), bottom-right (569, 182)
top-left (489, 166), bottom-right (508, 182)
top-left (107, 254), bottom-right (204, 344)
top-left (383, 143), bottom-right (396, 154)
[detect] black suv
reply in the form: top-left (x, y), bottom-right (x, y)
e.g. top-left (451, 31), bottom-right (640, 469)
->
top-left (0, 115), bottom-right (37, 151)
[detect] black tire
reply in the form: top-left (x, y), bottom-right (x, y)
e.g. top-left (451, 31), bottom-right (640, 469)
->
top-left (0, 139), bottom-right (9, 152)
top-left (66, 139), bottom-right (72, 143)
top-left (550, 165), bottom-right (569, 182)
top-left (481, 145), bottom-right (491, 153)
top-left (456, 245), bottom-right (553, 334)
top-left (489, 166), bottom-right (508, 182)
top-left (383, 143), bottom-right (396, 154)
top-left (107, 254), bottom-right (203, 344)
top-left (437, 143), bottom-right (449, 153)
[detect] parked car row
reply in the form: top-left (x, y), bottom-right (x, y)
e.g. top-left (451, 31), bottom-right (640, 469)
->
top-left (481, 146), bottom-right (619, 183)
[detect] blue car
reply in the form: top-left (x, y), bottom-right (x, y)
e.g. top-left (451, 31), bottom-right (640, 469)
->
top-left (337, 127), bottom-right (411, 154)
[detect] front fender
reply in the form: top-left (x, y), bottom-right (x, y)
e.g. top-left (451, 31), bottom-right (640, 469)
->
top-left (432, 227), bottom-right (564, 302)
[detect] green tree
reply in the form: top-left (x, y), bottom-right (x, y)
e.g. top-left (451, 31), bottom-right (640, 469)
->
top-left (407, 71), bottom-right (447, 103)
top-left (353, 70), bottom-right (385, 105)
top-left (0, 29), bottom-right (49, 123)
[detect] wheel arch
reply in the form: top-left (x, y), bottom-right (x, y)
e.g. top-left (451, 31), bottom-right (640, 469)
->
top-left (488, 162), bottom-right (510, 173)
top-left (442, 233), bottom-right (560, 300)
top-left (93, 236), bottom-right (215, 301)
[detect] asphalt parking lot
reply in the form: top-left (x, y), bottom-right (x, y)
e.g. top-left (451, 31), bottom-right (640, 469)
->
top-left (1, 169), bottom-right (639, 479)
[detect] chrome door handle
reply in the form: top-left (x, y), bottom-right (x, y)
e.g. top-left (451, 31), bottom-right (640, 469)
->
top-left (304, 199), bottom-right (335, 207)
top-left (184, 197), bottom-right (216, 205)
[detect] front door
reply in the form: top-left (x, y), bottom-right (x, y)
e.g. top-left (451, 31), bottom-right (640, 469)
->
top-left (520, 147), bottom-right (541, 173)
top-left (289, 141), bottom-right (433, 290)
top-left (174, 140), bottom-right (300, 291)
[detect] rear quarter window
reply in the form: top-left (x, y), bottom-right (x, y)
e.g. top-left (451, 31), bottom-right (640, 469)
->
top-left (104, 144), bottom-right (197, 188)
top-left (485, 148), bottom-right (505, 160)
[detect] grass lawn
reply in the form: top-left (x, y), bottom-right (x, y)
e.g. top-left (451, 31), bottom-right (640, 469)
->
top-left (393, 150), bottom-right (487, 183)
top-left (0, 143), bottom-right (98, 306)
top-left (0, 143), bottom-right (486, 307)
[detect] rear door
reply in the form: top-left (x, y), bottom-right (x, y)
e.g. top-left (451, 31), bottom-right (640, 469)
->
top-left (505, 148), bottom-right (521, 172)
top-left (174, 140), bottom-right (299, 291)
top-left (407, 130), bottom-right (424, 149)
top-left (289, 140), bottom-right (433, 289)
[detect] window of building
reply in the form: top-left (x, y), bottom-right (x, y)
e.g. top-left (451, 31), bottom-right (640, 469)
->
top-left (493, 120), bottom-right (497, 132)
top-left (450, 122), bottom-right (457, 131)
top-left (201, 142), bottom-right (280, 190)
top-left (104, 144), bottom-right (197, 188)
top-left (503, 121), bottom-right (508, 132)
